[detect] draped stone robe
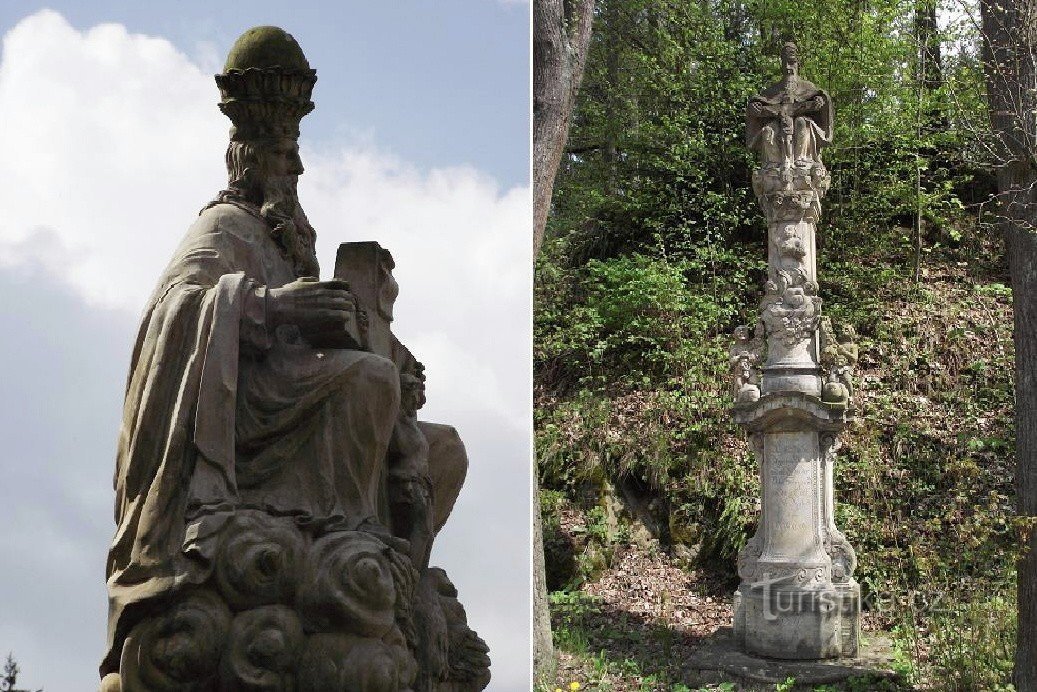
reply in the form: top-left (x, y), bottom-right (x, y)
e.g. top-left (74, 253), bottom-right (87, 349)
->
top-left (746, 76), bottom-right (833, 167)
top-left (102, 200), bottom-right (400, 675)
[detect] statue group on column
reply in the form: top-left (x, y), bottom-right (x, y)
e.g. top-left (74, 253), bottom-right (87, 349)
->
top-left (730, 41), bottom-right (862, 660)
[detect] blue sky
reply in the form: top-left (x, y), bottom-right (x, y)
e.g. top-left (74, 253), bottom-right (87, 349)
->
top-left (0, 3), bottom-right (531, 690)
top-left (0, 1), bottom-right (530, 187)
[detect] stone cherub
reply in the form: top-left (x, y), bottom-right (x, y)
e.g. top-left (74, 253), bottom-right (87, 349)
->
top-left (776, 223), bottom-right (806, 272)
top-left (730, 323), bottom-right (765, 404)
top-left (819, 317), bottom-right (859, 406)
top-left (761, 269), bottom-right (821, 348)
top-left (101, 26), bottom-right (489, 692)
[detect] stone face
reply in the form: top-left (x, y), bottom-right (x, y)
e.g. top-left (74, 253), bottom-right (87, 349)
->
top-left (731, 41), bottom-right (860, 660)
top-left (102, 25), bottom-right (489, 691)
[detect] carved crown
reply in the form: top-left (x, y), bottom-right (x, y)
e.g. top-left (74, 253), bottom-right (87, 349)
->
top-left (215, 26), bottom-right (317, 141)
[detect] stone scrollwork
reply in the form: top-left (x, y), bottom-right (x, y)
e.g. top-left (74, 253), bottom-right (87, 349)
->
top-left (219, 605), bottom-right (304, 690)
top-left (756, 187), bottom-right (822, 221)
top-left (761, 269), bottom-right (821, 348)
top-left (214, 511), bottom-right (305, 611)
top-left (803, 163), bottom-right (831, 197)
top-left (745, 561), bottom-right (830, 588)
top-left (296, 530), bottom-right (413, 638)
top-left (754, 176), bottom-right (829, 217)
top-left (795, 566), bottom-right (828, 585)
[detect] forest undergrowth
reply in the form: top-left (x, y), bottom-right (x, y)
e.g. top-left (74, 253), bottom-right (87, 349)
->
top-left (538, 226), bottom-right (1018, 690)
top-left (535, 2), bottom-right (1022, 688)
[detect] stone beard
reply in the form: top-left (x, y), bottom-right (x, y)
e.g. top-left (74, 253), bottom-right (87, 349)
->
top-left (220, 138), bottom-right (320, 278)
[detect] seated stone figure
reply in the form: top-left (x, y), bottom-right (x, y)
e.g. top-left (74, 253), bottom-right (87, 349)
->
top-left (101, 26), bottom-right (488, 692)
top-left (746, 41), bottom-right (832, 170)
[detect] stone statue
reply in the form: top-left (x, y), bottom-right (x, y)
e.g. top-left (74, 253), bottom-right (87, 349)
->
top-left (729, 324), bottom-right (764, 404)
top-left (731, 41), bottom-right (861, 660)
top-left (100, 26), bottom-right (489, 692)
top-left (746, 41), bottom-right (833, 171)
top-left (820, 317), bottom-right (858, 406)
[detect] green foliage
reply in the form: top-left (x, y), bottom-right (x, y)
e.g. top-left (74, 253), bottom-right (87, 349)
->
top-left (926, 589), bottom-right (1017, 691)
top-left (890, 578), bottom-right (1017, 690)
top-left (537, 0), bottom-right (1015, 684)
top-left (536, 246), bottom-right (759, 393)
top-left (546, 590), bottom-right (701, 689)
top-left (548, 0), bottom-right (991, 264)
top-left (549, 0), bottom-right (765, 261)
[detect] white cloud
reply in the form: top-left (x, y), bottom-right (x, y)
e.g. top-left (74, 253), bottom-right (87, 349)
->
top-left (0, 10), bottom-right (228, 308)
top-left (0, 10), bottom-right (531, 690)
top-left (302, 145), bottom-right (532, 425)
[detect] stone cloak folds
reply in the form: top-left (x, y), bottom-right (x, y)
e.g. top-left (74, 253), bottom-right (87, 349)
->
top-left (103, 201), bottom-right (399, 676)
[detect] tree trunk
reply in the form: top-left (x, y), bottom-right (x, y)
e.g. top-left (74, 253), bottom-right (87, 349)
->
top-left (531, 484), bottom-right (553, 685)
top-left (914, 0), bottom-right (944, 128)
top-left (532, 0), bottom-right (595, 684)
top-left (1007, 188), bottom-right (1037, 692)
top-left (980, 0), bottom-right (1037, 686)
top-left (533, 0), bottom-right (595, 256)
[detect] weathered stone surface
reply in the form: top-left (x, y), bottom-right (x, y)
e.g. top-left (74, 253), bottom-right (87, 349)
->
top-left (688, 627), bottom-right (897, 685)
top-left (296, 633), bottom-right (416, 692)
top-left (730, 41), bottom-right (860, 660)
top-left (213, 512), bottom-right (305, 611)
top-left (101, 25), bottom-right (489, 691)
top-left (119, 590), bottom-right (231, 691)
top-left (219, 605), bottom-right (304, 690)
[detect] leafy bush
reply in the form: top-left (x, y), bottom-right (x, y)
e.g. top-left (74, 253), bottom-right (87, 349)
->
top-left (536, 0), bottom-right (1016, 682)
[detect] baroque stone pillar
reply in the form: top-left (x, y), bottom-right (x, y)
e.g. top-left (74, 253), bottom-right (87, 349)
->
top-left (729, 41), bottom-right (860, 659)
top-left (99, 26), bottom-right (491, 692)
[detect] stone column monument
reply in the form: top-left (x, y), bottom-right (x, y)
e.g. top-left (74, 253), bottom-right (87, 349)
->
top-left (730, 41), bottom-right (861, 659)
top-left (99, 27), bottom-right (490, 691)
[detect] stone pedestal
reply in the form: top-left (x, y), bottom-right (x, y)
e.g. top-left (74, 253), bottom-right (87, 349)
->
top-left (729, 41), bottom-right (860, 660)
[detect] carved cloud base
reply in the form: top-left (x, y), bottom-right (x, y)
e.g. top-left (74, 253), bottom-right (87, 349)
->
top-left (102, 510), bottom-right (489, 692)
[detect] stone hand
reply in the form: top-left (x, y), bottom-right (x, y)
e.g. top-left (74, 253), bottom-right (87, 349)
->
top-left (267, 277), bottom-right (356, 341)
top-left (750, 101), bottom-right (781, 118)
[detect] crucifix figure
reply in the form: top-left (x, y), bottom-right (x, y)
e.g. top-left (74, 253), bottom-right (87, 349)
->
top-left (746, 42), bottom-right (833, 172)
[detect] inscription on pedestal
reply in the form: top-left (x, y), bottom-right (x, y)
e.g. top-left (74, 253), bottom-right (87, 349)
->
top-left (764, 432), bottom-right (819, 559)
